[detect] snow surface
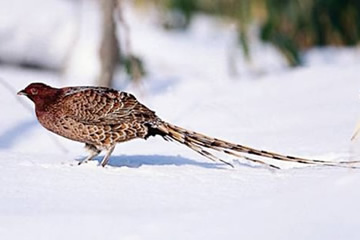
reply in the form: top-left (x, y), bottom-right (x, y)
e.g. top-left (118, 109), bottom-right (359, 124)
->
top-left (1, 2), bottom-right (360, 240)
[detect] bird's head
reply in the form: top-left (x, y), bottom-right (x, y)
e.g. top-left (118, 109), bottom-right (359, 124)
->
top-left (18, 83), bottom-right (60, 110)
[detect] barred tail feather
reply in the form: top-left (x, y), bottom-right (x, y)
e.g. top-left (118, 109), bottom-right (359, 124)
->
top-left (157, 122), bottom-right (360, 169)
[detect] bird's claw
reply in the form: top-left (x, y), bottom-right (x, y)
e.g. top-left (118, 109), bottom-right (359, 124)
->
top-left (78, 160), bottom-right (88, 166)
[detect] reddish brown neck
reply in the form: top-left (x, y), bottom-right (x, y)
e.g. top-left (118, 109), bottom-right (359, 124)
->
top-left (30, 88), bottom-right (62, 114)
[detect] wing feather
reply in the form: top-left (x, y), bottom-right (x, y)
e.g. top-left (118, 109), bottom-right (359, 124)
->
top-left (59, 88), bottom-right (157, 125)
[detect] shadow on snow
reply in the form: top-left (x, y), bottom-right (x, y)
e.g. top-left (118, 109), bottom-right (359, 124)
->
top-left (0, 119), bottom-right (38, 149)
top-left (85, 154), bottom-right (226, 169)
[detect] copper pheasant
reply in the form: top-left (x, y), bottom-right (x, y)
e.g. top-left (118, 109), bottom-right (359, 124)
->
top-left (17, 82), bottom-right (357, 168)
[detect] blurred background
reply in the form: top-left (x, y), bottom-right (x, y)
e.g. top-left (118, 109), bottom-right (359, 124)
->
top-left (1, 0), bottom-right (360, 88)
top-left (1, 0), bottom-right (360, 156)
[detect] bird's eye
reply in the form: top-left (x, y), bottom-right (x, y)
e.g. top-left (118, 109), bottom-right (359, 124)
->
top-left (30, 88), bottom-right (38, 95)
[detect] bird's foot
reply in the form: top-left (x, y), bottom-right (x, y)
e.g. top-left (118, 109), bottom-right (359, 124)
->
top-left (78, 160), bottom-right (88, 166)
top-left (97, 162), bottom-right (107, 168)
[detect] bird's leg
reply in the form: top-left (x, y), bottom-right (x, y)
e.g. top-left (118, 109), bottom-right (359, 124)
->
top-left (99, 145), bottom-right (116, 167)
top-left (79, 144), bottom-right (101, 165)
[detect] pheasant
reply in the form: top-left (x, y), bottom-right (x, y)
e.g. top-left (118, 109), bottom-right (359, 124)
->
top-left (17, 82), bottom-right (357, 169)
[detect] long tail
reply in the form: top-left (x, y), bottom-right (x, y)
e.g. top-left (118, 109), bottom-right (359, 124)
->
top-left (156, 122), bottom-right (359, 169)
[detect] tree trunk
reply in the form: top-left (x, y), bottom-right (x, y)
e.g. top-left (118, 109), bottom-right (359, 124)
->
top-left (98, 0), bottom-right (120, 87)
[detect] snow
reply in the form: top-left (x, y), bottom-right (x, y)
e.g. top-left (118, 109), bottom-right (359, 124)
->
top-left (1, 1), bottom-right (360, 240)
top-left (0, 0), bottom-right (77, 69)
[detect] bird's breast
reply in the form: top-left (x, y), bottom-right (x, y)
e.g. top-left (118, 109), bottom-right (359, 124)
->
top-left (36, 109), bottom-right (148, 148)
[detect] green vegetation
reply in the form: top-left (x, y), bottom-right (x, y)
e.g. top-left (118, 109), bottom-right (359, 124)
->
top-left (140, 0), bottom-right (360, 66)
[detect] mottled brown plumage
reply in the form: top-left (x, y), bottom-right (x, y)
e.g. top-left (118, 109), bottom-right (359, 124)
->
top-left (18, 82), bottom-right (359, 169)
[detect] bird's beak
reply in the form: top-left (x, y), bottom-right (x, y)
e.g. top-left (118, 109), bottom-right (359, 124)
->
top-left (17, 89), bottom-right (27, 96)
top-left (351, 121), bottom-right (360, 141)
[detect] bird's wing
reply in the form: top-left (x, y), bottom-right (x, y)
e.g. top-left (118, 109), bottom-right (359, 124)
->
top-left (60, 87), bottom-right (157, 125)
